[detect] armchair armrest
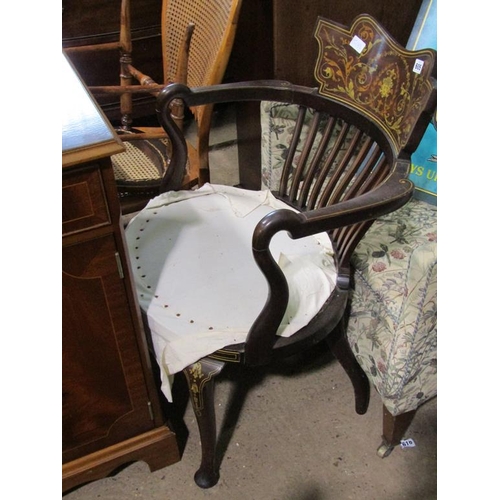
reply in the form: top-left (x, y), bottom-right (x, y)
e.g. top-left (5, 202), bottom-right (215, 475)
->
top-left (245, 170), bottom-right (413, 365)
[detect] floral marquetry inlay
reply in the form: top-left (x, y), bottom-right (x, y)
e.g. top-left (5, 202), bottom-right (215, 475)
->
top-left (314, 15), bottom-right (436, 153)
top-left (184, 359), bottom-right (224, 416)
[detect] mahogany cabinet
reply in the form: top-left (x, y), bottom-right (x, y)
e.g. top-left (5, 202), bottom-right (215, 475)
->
top-left (62, 54), bottom-right (179, 492)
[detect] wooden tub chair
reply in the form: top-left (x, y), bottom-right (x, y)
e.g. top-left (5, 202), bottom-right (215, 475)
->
top-left (65, 0), bottom-right (242, 214)
top-left (123, 14), bottom-right (436, 488)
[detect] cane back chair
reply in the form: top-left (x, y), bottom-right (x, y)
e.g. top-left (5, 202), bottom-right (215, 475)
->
top-left (124, 14), bottom-right (437, 488)
top-left (65, 0), bottom-right (242, 214)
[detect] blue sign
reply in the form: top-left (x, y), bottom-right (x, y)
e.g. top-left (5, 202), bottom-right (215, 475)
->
top-left (407, 0), bottom-right (437, 205)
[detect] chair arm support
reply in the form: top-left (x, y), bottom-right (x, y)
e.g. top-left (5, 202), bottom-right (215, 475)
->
top-left (300, 171), bottom-right (413, 238)
top-left (245, 170), bottom-right (413, 366)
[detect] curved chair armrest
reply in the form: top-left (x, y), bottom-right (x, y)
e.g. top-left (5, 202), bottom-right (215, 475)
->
top-left (155, 84), bottom-right (193, 192)
top-left (253, 167), bottom-right (412, 250)
top-left (245, 169), bottom-right (413, 366)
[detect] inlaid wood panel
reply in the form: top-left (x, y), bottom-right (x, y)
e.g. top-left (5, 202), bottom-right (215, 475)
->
top-left (62, 234), bottom-right (155, 463)
top-left (62, 166), bottom-right (110, 235)
top-left (272, 0), bottom-right (424, 87)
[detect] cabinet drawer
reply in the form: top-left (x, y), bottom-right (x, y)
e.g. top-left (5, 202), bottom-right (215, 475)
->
top-left (63, 165), bottom-right (110, 235)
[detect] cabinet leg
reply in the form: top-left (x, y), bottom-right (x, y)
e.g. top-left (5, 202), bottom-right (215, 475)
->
top-left (183, 358), bottom-right (225, 488)
top-left (377, 405), bottom-right (417, 458)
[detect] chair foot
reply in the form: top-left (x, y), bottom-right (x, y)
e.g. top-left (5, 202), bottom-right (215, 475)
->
top-left (377, 440), bottom-right (395, 458)
top-left (377, 405), bottom-right (417, 457)
top-left (327, 327), bottom-right (370, 414)
top-left (194, 468), bottom-right (220, 489)
top-left (183, 358), bottom-right (225, 488)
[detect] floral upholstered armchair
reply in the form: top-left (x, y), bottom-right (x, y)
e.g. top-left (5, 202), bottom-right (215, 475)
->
top-left (260, 15), bottom-right (437, 456)
top-left (346, 198), bottom-right (436, 456)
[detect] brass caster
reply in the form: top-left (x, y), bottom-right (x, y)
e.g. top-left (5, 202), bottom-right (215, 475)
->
top-left (377, 442), bottom-right (394, 458)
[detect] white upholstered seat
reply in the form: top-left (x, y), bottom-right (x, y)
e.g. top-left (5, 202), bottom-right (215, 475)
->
top-left (125, 183), bottom-right (337, 400)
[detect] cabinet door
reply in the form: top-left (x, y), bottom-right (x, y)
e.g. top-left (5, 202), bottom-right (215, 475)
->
top-left (62, 233), bottom-right (155, 463)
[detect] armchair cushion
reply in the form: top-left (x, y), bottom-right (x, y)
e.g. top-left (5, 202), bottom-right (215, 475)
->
top-left (346, 198), bottom-right (437, 416)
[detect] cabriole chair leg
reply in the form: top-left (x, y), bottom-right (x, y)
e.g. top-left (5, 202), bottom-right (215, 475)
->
top-left (327, 328), bottom-right (370, 415)
top-left (183, 358), bottom-right (225, 488)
